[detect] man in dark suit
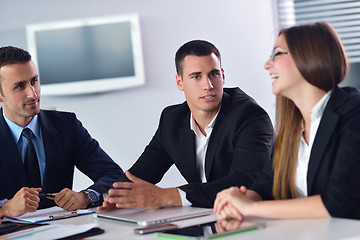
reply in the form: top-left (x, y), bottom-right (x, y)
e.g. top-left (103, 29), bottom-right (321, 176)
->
top-left (99, 40), bottom-right (274, 210)
top-left (0, 46), bottom-right (123, 218)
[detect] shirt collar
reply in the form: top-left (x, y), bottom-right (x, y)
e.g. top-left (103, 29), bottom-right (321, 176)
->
top-left (311, 90), bottom-right (332, 122)
top-left (2, 111), bottom-right (40, 143)
top-left (190, 108), bottom-right (220, 137)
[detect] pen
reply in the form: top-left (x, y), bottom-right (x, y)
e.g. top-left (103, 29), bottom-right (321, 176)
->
top-left (49, 212), bottom-right (78, 220)
top-left (39, 193), bottom-right (56, 198)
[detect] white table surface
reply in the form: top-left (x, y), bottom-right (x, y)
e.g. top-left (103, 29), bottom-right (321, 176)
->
top-left (50, 209), bottom-right (360, 240)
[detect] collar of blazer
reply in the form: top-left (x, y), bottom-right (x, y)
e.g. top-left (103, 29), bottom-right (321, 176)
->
top-left (37, 110), bottom-right (63, 193)
top-left (203, 90), bottom-right (232, 178)
top-left (0, 109), bottom-right (30, 189)
top-left (307, 86), bottom-right (350, 193)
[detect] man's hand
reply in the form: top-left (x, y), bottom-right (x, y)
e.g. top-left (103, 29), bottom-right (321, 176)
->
top-left (53, 188), bottom-right (90, 211)
top-left (97, 199), bottom-right (118, 211)
top-left (98, 171), bottom-right (182, 210)
top-left (0, 187), bottom-right (41, 218)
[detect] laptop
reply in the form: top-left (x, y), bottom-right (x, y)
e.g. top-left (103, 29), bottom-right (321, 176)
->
top-left (96, 206), bottom-right (214, 226)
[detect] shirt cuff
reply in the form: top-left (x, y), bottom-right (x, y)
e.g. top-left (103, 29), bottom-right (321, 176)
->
top-left (177, 188), bottom-right (191, 207)
top-left (0, 199), bottom-right (8, 208)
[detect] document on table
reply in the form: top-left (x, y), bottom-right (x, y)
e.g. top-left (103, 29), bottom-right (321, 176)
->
top-left (5, 206), bottom-right (94, 223)
top-left (0, 223), bottom-right (99, 240)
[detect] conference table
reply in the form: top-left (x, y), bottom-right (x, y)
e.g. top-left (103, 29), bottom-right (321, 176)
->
top-left (51, 208), bottom-right (360, 240)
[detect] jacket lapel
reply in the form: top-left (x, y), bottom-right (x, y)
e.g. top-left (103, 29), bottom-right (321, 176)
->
top-left (307, 87), bottom-right (345, 193)
top-left (179, 111), bottom-right (201, 183)
top-left (0, 111), bottom-right (29, 187)
top-left (204, 92), bottom-right (230, 180)
top-left (38, 111), bottom-right (61, 193)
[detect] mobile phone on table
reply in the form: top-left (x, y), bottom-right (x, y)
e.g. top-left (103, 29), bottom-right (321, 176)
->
top-left (134, 223), bottom-right (179, 234)
top-left (157, 220), bottom-right (265, 239)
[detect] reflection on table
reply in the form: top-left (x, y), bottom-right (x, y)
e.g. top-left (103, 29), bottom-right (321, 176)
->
top-left (33, 209), bottom-right (360, 240)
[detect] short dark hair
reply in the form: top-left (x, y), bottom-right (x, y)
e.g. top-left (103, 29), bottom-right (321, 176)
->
top-left (0, 46), bottom-right (32, 93)
top-left (175, 40), bottom-right (221, 76)
top-left (0, 46), bottom-right (32, 68)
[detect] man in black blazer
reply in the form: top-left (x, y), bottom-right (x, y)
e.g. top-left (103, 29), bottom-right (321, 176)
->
top-left (0, 46), bottom-right (122, 218)
top-left (99, 40), bottom-right (273, 210)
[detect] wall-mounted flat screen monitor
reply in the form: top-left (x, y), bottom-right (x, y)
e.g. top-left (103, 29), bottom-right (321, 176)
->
top-left (26, 14), bottom-right (145, 96)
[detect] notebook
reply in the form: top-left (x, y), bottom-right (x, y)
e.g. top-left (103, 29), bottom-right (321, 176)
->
top-left (96, 206), bottom-right (214, 226)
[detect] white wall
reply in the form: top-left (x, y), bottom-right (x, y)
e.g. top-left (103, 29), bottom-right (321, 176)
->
top-left (0, 0), bottom-right (278, 190)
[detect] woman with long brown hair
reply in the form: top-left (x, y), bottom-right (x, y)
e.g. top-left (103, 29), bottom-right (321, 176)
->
top-left (214, 21), bottom-right (360, 220)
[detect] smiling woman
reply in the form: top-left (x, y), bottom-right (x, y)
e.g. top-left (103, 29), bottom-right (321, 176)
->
top-left (214, 21), bottom-right (360, 220)
top-left (268, 21), bottom-right (348, 201)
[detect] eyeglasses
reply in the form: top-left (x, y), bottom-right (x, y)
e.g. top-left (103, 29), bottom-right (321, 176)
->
top-left (270, 49), bottom-right (290, 61)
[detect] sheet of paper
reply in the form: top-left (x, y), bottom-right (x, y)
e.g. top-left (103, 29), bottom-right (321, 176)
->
top-left (6, 206), bottom-right (94, 223)
top-left (0, 223), bottom-right (98, 240)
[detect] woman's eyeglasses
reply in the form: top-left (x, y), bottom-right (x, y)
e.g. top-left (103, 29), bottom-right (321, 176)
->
top-left (270, 49), bottom-right (290, 61)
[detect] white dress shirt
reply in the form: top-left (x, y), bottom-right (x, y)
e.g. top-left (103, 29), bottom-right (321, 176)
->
top-left (296, 91), bottom-right (332, 197)
top-left (178, 110), bottom-right (220, 206)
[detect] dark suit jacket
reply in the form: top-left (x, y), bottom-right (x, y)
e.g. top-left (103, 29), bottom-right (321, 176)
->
top-left (251, 87), bottom-right (360, 219)
top-left (119, 87), bottom-right (274, 207)
top-left (0, 109), bottom-right (123, 208)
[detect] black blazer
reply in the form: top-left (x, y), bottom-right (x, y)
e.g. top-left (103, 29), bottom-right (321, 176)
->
top-left (119, 87), bottom-right (274, 207)
top-left (251, 87), bottom-right (360, 219)
top-left (0, 109), bottom-right (123, 208)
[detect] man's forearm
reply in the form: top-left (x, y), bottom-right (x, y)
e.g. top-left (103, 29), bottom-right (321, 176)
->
top-left (162, 188), bottom-right (182, 207)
